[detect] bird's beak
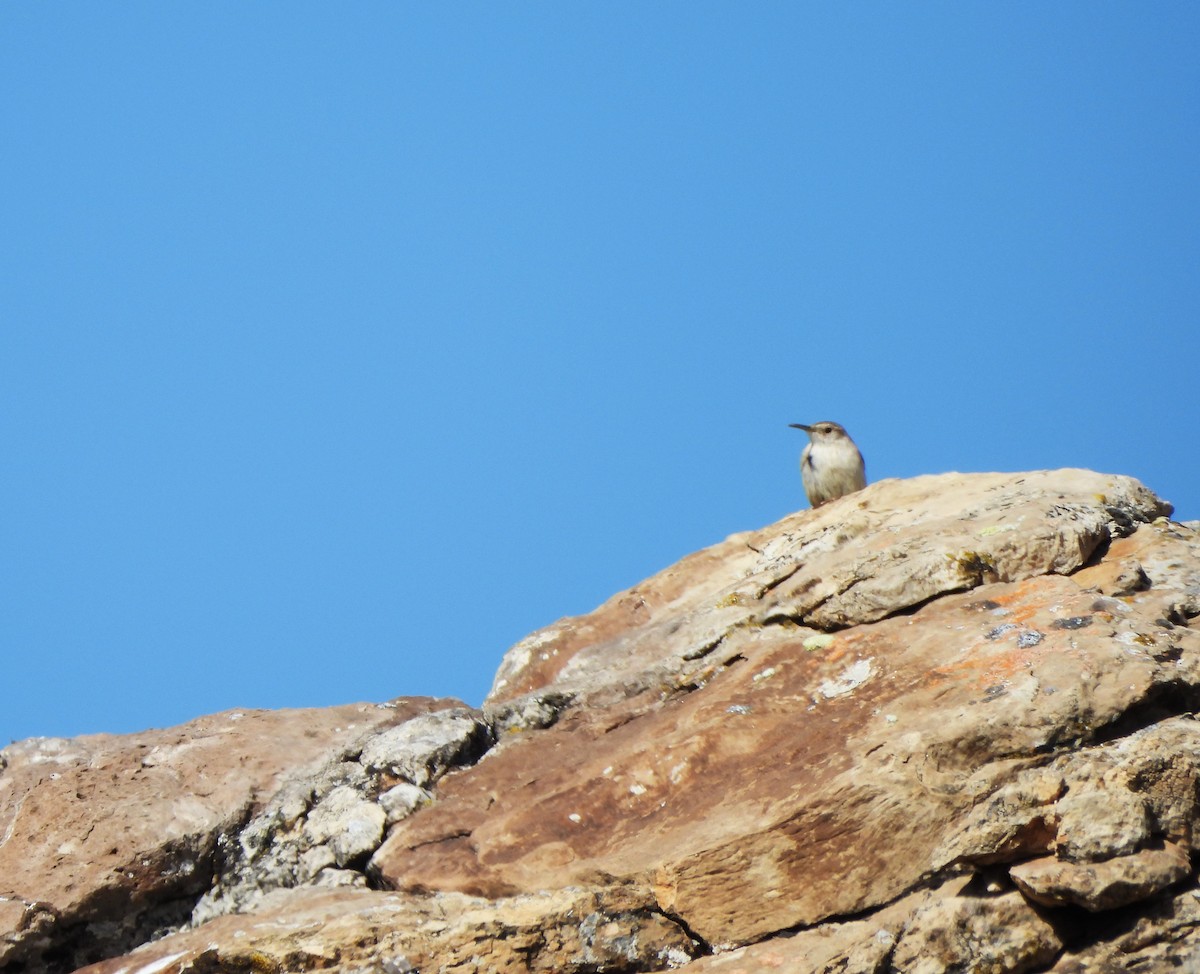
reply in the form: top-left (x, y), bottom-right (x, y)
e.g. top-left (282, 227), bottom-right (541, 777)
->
top-left (789, 423), bottom-right (812, 432)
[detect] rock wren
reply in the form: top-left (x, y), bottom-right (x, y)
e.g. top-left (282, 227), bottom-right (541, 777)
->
top-left (788, 421), bottom-right (867, 508)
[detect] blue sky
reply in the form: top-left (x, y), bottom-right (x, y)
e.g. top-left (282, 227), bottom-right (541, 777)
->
top-left (3, 5), bottom-right (1197, 745)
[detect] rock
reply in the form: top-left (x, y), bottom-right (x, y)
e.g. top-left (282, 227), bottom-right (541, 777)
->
top-left (373, 522), bottom-right (1200, 945)
top-left (1043, 885), bottom-right (1200, 971)
top-left (487, 470), bottom-right (1170, 705)
top-left (303, 785), bottom-right (387, 866)
top-left (675, 876), bottom-right (1060, 974)
top-left (934, 717), bottom-right (1200, 872)
top-left (358, 707), bottom-right (493, 787)
top-left (888, 884), bottom-right (1061, 974)
top-left (1054, 788), bottom-right (1152, 861)
top-left (1011, 842), bottom-right (1191, 911)
top-left (74, 886), bottom-right (702, 974)
top-left (5, 470), bottom-right (1200, 973)
top-left (486, 689), bottom-right (575, 735)
top-left (378, 782), bottom-right (432, 824)
top-left (1072, 556), bottom-right (1152, 597)
top-left (191, 704), bottom-right (495, 925)
top-left (0, 699), bottom-right (449, 972)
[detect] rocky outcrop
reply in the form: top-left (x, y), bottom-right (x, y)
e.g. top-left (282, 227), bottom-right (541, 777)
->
top-left (0, 699), bottom-right (468, 972)
top-left (3, 469), bottom-right (1199, 973)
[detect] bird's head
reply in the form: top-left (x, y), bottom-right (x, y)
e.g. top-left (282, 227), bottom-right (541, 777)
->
top-left (788, 421), bottom-right (850, 443)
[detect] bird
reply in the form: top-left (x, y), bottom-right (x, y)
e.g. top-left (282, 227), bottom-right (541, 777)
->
top-left (788, 421), bottom-right (867, 508)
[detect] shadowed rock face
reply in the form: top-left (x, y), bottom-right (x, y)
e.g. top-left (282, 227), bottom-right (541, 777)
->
top-left (4, 469), bottom-right (1200, 974)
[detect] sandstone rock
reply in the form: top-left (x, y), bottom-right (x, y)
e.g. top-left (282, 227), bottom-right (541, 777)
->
top-left (0, 699), bottom-right (449, 972)
top-left (1044, 884), bottom-right (1200, 971)
top-left (889, 884), bottom-right (1061, 974)
top-left (191, 705), bottom-right (495, 926)
top-left (1010, 842), bottom-right (1191, 911)
top-left (489, 469), bottom-right (1170, 706)
top-left (1054, 788), bottom-right (1151, 861)
top-left (5, 471), bottom-right (1200, 973)
top-left (934, 717), bottom-right (1200, 872)
top-left (676, 876), bottom-right (1060, 974)
top-left (373, 515), bottom-right (1200, 945)
top-left (74, 885), bottom-right (701, 974)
